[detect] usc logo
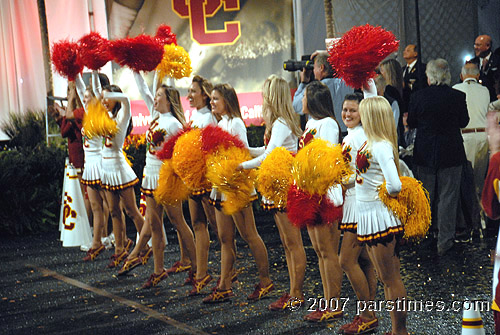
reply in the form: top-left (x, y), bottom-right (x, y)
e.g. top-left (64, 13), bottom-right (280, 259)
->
top-left (63, 192), bottom-right (76, 230)
top-left (173, 0), bottom-right (241, 45)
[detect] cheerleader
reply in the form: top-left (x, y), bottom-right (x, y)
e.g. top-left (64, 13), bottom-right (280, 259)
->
top-left (337, 93), bottom-right (378, 334)
top-left (297, 81), bottom-right (343, 322)
top-left (117, 72), bottom-right (197, 288)
top-left (239, 75), bottom-right (305, 310)
top-left (184, 76), bottom-right (220, 295)
top-left (355, 96), bottom-right (408, 335)
top-left (203, 84), bottom-right (272, 303)
top-left (99, 83), bottom-right (145, 268)
top-left (76, 72), bottom-right (112, 261)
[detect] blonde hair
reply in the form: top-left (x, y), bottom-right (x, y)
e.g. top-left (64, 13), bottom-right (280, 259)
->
top-left (158, 85), bottom-right (186, 126)
top-left (359, 96), bottom-right (400, 174)
top-left (262, 75), bottom-right (302, 137)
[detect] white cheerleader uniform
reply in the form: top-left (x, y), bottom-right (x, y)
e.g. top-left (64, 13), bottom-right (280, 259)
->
top-left (100, 91), bottom-right (139, 191)
top-left (355, 140), bottom-right (402, 245)
top-left (241, 117), bottom-right (298, 211)
top-left (189, 105), bottom-right (218, 197)
top-left (134, 72), bottom-right (183, 196)
top-left (340, 124), bottom-right (367, 232)
top-left (299, 117), bottom-right (343, 224)
top-left (76, 72), bottom-right (103, 187)
top-left (209, 115), bottom-right (255, 208)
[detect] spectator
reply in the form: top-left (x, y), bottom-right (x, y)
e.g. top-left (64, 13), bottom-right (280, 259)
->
top-left (407, 58), bottom-right (469, 256)
top-left (470, 34), bottom-right (500, 101)
top-left (293, 51), bottom-right (353, 135)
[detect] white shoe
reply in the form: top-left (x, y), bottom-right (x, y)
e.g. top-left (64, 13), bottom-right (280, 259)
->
top-left (101, 237), bottom-right (113, 250)
top-left (108, 233), bottom-right (115, 246)
top-left (80, 243), bottom-right (91, 252)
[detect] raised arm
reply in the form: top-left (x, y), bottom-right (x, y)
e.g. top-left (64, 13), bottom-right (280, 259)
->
top-left (102, 91), bottom-right (131, 129)
top-left (75, 74), bottom-right (86, 105)
top-left (133, 71), bottom-right (154, 115)
top-left (91, 70), bottom-right (102, 98)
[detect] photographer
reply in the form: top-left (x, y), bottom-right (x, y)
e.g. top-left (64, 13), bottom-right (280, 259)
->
top-left (292, 51), bottom-right (353, 135)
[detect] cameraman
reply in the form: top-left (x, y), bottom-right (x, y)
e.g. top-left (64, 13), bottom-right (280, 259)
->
top-left (292, 51), bottom-right (353, 135)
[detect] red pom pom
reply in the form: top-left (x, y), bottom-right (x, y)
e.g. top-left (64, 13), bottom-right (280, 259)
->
top-left (319, 196), bottom-right (343, 225)
top-left (78, 32), bottom-right (112, 70)
top-left (51, 40), bottom-right (83, 81)
top-left (155, 24), bottom-right (177, 46)
top-left (287, 185), bottom-right (321, 229)
top-left (200, 125), bottom-right (246, 154)
top-left (156, 126), bottom-right (191, 160)
top-left (110, 35), bottom-right (164, 72)
top-left (328, 24), bottom-right (399, 89)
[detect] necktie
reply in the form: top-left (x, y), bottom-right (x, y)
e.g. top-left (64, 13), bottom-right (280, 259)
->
top-left (482, 58), bottom-right (488, 72)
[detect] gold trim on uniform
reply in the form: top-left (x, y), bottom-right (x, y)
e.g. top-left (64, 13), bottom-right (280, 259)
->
top-left (357, 225), bottom-right (403, 245)
top-left (81, 179), bottom-right (102, 186)
top-left (339, 222), bottom-right (357, 233)
top-left (102, 178), bottom-right (139, 191)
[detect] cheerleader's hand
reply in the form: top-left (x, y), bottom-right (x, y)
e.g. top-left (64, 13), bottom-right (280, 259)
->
top-left (235, 164), bottom-right (243, 171)
top-left (362, 78), bottom-right (377, 98)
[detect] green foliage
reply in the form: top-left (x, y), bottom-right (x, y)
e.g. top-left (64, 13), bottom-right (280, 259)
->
top-left (0, 146), bottom-right (66, 235)
top-left (247, 125), bottom-right (265, 147)
top-left (1, 109), bottom-right (66, 149)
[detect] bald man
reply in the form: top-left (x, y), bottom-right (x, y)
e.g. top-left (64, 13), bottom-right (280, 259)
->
top-left (470, 35), bottom-right (500, 101)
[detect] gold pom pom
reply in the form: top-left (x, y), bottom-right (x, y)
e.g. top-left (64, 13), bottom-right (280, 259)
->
top-left (292, 138), bottom-right (352, 195)
top-left (172, 129), bottom-right (210, 190)
top-left (256, 147), bottom-right (294, 208)
top-left (82, 98), bottom-right (118, 138)
top-left (378, 176), bottom-right (431, 241)
top-left (154, 160), bottom-right (190, 206)
top-left (206, 146), bottom-right (256, 215)
top-left (156, 44), bottom-right (192, 81)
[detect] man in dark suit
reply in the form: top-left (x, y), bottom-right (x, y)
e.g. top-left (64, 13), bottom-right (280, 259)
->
top-left (402, 44), bottom-right (427, 108)
top-left (407, 58), bottom-right (469, 257)
top-left (470, 35), bottom-right (500, 101)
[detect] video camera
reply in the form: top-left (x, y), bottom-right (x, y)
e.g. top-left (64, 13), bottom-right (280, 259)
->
top-left (283, 54), bottom-right (314, 72)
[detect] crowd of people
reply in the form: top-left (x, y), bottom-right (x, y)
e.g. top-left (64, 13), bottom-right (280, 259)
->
top-left (49, 32), bottom-right (500, 335)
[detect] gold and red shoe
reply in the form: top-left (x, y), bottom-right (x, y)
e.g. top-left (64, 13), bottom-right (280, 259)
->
top-left (202, 288), bottom-right (234, 303)
top-left (268, 293), bottom-right (305, 311)
top-left (189, 274), bottom-right (213, 296)
top-left (139, 246), bottom-right (152, 265)
top-left (107, 250), bottom-right (128, 268)
top-left (83, 245), bottom-right (105, 261)
top-left (211, 272), bottom-right (239, 291)
top-left (124, 238), bottom-right (134, 252)
top-left (247, 282), bottom-right (275, 301)
top-left (342, 316), bottom-right (378, 334)
top-left (117, 256), bottom-right (142, 276)
top-left (303, 308), bottom-right (343, 322)
top-left (142, 269), bottom-right (168, 289)
top-left (166, 261), bottom-right (192, 274)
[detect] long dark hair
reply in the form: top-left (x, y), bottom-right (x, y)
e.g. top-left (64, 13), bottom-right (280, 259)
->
top-left (102, 84), bottom-right (122, 117)
top-left (212, 83), bottom-right (242, 119)
top-left (305, 81), bottom-right (341, 143)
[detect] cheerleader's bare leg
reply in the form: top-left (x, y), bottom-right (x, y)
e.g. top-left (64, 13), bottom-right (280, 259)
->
top-left (274, 211), bottom-right (306, 298)
top-left (367, 238), bottom-right (407, 335)
top-left (87, 185), bottom-right (105, 249)
top-left (339, 230), bottom-right (377, 320)
top-left (104, 190), bottom-right (126, 254)
top-left (307, 223), bottom-right (342, 305)
top-left (165, 203), bottom-right (197, 275)
top-left (231, 206), bottom-right (272, 287)
top-left (119, 187), bottom-right (145, 239)
top-left (189, 197), bottom-right (210, 280)
top-left (215, 208), bottom-right (236, 290)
